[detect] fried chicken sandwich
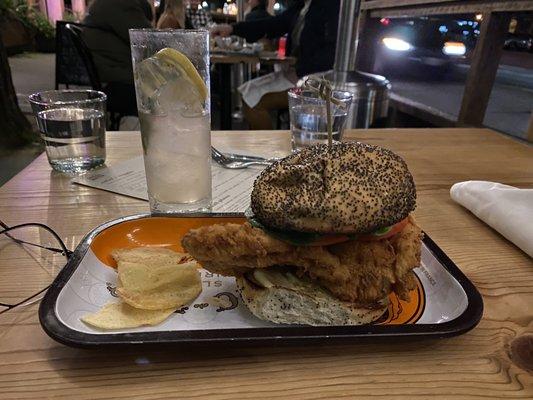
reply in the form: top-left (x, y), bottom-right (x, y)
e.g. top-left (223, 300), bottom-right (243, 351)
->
top-left (182, 142), bottom-right (423, 326)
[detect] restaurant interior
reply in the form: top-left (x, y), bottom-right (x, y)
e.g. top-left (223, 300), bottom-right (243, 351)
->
top-left (0, 0), bottom-right (532, 398)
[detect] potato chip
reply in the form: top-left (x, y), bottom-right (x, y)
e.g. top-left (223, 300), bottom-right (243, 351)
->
top-left (111, 247), bottom-right (191, 266)
top-left (81, 302), bottom-right (175, 330)
top-left (117, 261), bottom-right (202, 310)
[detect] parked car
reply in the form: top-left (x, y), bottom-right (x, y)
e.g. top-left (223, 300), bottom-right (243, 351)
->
top-left (374, 17), bottom-right (479, 74)
top-left (504, 33), bottom-right (533, 52)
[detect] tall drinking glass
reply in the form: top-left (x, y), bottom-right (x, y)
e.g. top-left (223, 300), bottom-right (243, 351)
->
top-left (130, 29), bottom-right (212, 213)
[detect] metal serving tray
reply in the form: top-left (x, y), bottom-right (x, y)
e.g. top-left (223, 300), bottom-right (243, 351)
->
top-left (39, 214), bottom-right (483, 347)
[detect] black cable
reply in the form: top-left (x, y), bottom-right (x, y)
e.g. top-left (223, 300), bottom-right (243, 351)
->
top-left (0, 221), bottom-right (72, 313)
top-left (0, 221), bottom-right (73, 257)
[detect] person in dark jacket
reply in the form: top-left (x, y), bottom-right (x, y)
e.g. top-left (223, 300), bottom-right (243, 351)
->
top-left (82, 0), bottom-right (153, 84)
top-left (213, 0), bottom-right (339, 81)
top-left (245, 0), bottom-right (271, 22)
top-left (212, 0), bottom-right (340, 129)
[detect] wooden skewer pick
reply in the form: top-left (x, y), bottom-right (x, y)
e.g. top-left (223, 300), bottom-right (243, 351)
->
top-left (303, 77), bottom-right (336, 147)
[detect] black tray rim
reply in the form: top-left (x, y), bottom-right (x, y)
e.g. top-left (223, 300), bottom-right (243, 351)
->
top-left (39, 213), bottom-right (484, 347)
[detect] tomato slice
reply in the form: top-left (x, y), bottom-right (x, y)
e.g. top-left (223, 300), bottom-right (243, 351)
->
top-left (359, 218), bottom-right (409, 241)
top-left (307, 234), bottom-right (350, 247)
top-left (305, 218), bottom-right (409, 245)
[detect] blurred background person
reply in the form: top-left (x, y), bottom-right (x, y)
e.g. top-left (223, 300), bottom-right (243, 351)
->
top-left (245, 0), bottom-right (271, 22)
top-left (156, 0), bottom-right (166, 21)
top-left (212, 0), bottom-right (340, 130)
top-left (186, 0), bottom-right (213, 29)
top-left (157, 0), bottom-right (188, 29)
top-left (244, 0), bottom-right (274, 51)
top-left (82, 0), bottom-right (153, 85)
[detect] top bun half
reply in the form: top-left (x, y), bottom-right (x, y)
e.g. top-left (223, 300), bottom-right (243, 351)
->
top-left (250, 142), bottom-right (416, 234)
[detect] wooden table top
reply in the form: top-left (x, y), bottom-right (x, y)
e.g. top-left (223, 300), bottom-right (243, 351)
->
top-left (1, 128), bottom-right (532, 399)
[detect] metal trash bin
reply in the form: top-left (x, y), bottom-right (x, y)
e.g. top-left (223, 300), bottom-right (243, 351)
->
top-left (299, 70), bottom-right (391, 129)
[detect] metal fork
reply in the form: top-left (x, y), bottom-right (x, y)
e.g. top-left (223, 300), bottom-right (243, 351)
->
top-left (211, 147), bottom-right (275, 169)
top-left (211, 148), bottom-right (273, 169)
top-left (211, 146), bottom-right (273, 161)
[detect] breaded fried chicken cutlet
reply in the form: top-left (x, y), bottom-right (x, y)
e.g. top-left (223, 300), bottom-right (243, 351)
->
top-left (182, 142), bottom-right (424, 326)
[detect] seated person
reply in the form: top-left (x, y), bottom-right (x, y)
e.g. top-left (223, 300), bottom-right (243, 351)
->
top-left (185, 0), bottom-right (213, 29)
top-left (82, 0), bottom-right (152, 85)
top-left (245, 0), bottom-right (271, 22)
top-left (244, 0), bottom-right (274, 51)
top-left (157, 0), bottom-right (189, 29)
top-left (212, 0), bottom-right (340, 130)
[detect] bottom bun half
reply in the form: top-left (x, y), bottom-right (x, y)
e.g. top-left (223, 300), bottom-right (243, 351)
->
top-left (236, 275), bottom-right (388, 326)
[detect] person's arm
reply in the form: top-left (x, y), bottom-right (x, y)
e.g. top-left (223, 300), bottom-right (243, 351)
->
top-left (245, 9), bottom-right (272, 22)
top-left (231, 5), bottom-right (298, 42)
top-left (110, 0), bottom-right (153, 44)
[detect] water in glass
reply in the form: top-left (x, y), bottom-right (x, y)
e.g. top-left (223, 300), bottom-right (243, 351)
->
top-left (288, 88), bottom-right (352, 151)
top-left (36, 107), bottom-right (106, 173)
top-left (290, 104), bottom-right (348, 148)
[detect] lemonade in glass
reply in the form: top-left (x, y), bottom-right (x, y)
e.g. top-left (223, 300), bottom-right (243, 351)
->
top-left (130, 30), bottom-right (211, 213)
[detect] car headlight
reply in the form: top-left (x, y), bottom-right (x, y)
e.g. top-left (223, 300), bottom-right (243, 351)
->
top-left (443, 42), bottom-right (466, 56)
top-left (382, 37), bottom-right (412, 51)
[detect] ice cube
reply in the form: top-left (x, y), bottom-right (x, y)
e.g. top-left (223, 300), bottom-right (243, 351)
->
top-left (136, 58), bottom-right (167, 98)
top-left (135, 55), bottom-right (205, 117)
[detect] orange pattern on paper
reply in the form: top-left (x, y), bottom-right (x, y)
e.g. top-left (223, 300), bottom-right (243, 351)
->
top-left (377, 275), bottom-right (425, 325)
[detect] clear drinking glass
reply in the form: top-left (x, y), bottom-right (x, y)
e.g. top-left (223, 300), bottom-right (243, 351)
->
top-left (28, 90), bottom-right (107, 173)
top-left (288, 88), bottom-right (353, 151)
top-left (130, 29), bottom-right (212, 214)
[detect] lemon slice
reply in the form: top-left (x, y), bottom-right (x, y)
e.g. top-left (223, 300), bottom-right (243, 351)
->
top-left (135, 47), bottom-right (208, 115)
top-left (153, 48), bottom-right (208, 102)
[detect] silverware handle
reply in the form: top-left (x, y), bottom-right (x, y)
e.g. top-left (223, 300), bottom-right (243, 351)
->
top-left (247, 161), bottom-right (272, 166)
top-left (225, 153), bottom-right (267, 161)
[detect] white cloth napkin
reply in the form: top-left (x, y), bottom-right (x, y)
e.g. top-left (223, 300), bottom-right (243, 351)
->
top-left (238, 70), bottom-right (295, 108)
top-left (450, 181), bottom-right (533, 257)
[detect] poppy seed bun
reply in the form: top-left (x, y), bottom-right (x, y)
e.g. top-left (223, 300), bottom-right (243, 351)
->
top-left (251, 142), bottom-right (416, 234)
